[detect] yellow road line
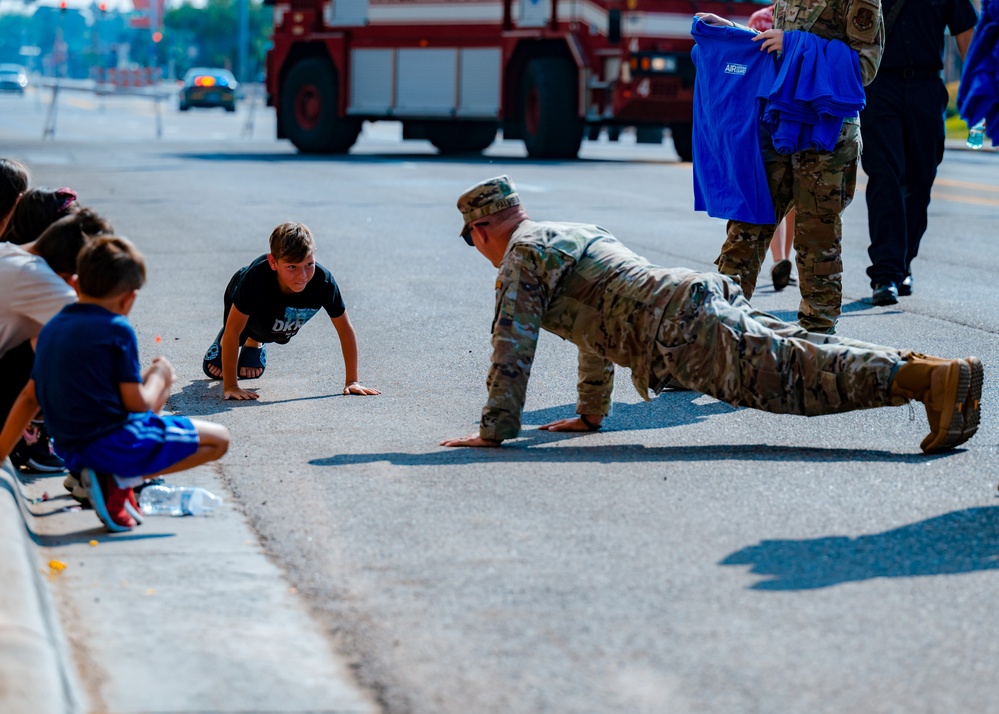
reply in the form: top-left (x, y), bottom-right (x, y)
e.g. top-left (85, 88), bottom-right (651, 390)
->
top-left (930, 190), bottom-right (999, 207)
top-left (934, 177), bottom-right (999, 194)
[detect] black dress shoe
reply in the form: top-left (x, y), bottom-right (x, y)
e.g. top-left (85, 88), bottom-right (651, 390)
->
top-left (872, 282), bottom-right (899, 306)
top-left (771, 259), bottom-right (793, 291)
top-left (898, 273), bottom-right (913, 296)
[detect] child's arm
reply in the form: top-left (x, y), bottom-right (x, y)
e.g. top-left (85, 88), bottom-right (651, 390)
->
top-left (221, 305), bottom-right (258, 401)
top-left (331, 311), bottom-right (380, 395)
top-left (0, 380), bottom-right (40, 462)
top-left (120, 356), bottom-right (175, 413)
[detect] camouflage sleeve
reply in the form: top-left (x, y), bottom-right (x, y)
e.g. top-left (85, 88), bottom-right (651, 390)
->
top-left (844, 0), bottom-right (884, 85)
top-left (480, 246), bottom-right (550, 441)
top-left (576, 349), bottom-right (614, 416)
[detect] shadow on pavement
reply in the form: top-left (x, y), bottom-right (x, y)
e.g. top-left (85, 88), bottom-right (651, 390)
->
top-left (721, 506), bottom-right (999, 590)
top-left (309, 443), bottom-right (940, 467)
top-left (749, 298), bottom-right (901, 324)
top-left (169, 379), bottom-right (341, 416)
top-left (521, 390), bottom-right (735, 432)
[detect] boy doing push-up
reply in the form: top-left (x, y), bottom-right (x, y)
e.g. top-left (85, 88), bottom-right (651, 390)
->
top-left (203, 222), bottom-right (380, 401)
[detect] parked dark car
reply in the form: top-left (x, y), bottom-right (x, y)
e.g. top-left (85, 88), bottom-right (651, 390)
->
top-left (178, 68), bottom-right (237, 112)
top-left (0, 64), bottom-right (28, 94)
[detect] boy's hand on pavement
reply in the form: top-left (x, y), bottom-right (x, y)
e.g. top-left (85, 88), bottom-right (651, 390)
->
top-left (343, 381), bottom-right (381, 396)
top-left (440, 433), bottom-right (503, 448)
top-left (224, 386), bottom-right (259, 401)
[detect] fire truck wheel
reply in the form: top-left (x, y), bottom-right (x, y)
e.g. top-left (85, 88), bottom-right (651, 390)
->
top-left (427, 121), bottom-right (498, 155)
top-left (521, 57), bottom-right (583, 159)
top-left (280, 57), bottom-right (360, 154)
top-left (670, 123), bottom-right (693, 162)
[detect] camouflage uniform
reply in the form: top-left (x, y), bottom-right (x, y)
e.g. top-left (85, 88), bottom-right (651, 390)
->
top-left (480, 220), bottom-right (905, 441)
top-left (716, 0), bottom-right (885, 333)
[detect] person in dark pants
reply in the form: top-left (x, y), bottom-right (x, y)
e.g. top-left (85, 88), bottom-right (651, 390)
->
top-left (861, 0), bottom-right (977, 306)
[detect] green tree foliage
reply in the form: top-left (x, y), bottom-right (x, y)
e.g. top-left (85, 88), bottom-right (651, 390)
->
top-left (164, 0), bottom-right (271, 79)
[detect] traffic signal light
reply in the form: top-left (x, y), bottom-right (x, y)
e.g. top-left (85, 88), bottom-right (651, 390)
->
top-left (59, 0), bottom-right (67, 12)
top-left (152, 31), bottom-right (162, 43)
top-left (99, 2), bottom-right (107, 11)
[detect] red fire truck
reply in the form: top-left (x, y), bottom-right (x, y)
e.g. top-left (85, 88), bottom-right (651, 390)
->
top-left (263, 0), bottom-right (761, 159)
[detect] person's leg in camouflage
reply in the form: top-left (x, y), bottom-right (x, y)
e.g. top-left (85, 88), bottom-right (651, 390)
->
top-left (715, 126), bottom-right (794, 299)
top-left (653, 272), bottom-right (982, 453)
top-left (790, 122), bottom-right (860, 333)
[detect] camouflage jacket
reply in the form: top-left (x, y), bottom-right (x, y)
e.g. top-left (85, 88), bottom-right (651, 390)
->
top-left (773, 0), bottom-right (885, 86)
top-left (480, 221), bottom-right (695, 441)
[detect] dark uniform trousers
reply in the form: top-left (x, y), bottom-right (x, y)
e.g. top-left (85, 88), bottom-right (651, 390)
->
top-left (860, 70), bottom-right (949, 287)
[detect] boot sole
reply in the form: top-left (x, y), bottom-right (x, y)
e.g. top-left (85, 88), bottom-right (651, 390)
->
top-left (921, 362), bottom-right (970, 454)
top-left (957, 357), bottom-right (983, 446)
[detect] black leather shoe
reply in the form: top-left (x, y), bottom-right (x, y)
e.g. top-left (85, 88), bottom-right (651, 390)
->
top-left (898, 273), bottom-right (913, 296)
top-left (771, 259), bottom-right (792, 291)
top-left (872, 282), bottom-right (899, 306)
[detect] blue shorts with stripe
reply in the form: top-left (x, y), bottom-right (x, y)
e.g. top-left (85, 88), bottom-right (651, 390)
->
top-left (59, 412), bottom-right (200, 484)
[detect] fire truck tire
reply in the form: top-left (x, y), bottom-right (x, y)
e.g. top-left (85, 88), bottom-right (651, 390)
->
top-left (281, 58), bottom-right (360, 154)
top-left (521, 58), bottom-right (583, 159)
top-left (670, 122), bottom-right (693, 162)
top-left (427, 121), bottom-right (498, 154)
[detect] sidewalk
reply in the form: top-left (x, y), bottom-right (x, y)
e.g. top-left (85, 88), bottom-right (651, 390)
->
top-left (0, 458), bottom-right (377, 714)
top-left (0, 458), bottom-right (81, 713)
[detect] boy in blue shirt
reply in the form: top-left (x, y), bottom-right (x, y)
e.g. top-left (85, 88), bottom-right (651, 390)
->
top-left (0, 236), bottom-right (231, 532)
top-left (202, 221), bottom-right (380, 401)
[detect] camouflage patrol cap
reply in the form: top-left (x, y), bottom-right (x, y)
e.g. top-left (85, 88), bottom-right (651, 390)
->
top-left (457, 175), bottom-right (521, 245)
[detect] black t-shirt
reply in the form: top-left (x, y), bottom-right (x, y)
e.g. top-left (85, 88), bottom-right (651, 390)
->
top-left (226, 254), bottom-right (346, 344)
top-left (880, 0), bottom-right (978, 70)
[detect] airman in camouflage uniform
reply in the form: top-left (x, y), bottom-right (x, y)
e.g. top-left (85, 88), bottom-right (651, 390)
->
top-left (698, 0), bottom-right (885, 333)
top-left (440, 176), bottom-right (982, 454)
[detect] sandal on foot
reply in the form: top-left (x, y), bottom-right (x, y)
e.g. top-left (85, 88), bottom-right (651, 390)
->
top-left (202, 328), bottom-right (224, 380)
top-left (237, 344), bottom-right (266, 379)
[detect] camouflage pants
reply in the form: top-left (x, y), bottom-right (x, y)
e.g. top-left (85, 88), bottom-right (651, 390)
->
top-left (652, 273), bottom-right (905, 415)
top-left (715, 120), bottom-right (861, 333)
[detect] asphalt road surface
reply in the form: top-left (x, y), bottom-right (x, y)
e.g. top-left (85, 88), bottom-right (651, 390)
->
top-left (3, 86), bottom-right (999, 714)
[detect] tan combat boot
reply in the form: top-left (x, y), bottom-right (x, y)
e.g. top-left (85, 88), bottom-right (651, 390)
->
top-left (890, 353), bottom-right (983, 453)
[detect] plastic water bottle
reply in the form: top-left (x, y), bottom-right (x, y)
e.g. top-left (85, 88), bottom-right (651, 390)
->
top-left (138, 485), bottom-right (223, 516)
top-left (967, 119), bottom-right (986, 150)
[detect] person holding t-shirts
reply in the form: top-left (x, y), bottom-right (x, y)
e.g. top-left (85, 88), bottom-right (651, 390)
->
top-left (202, 222), bottom-right (380, 401)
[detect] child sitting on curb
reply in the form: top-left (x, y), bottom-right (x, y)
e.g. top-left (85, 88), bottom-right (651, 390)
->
top-left (0, 236), bottom-right (230, 532)
top-left (202, 221), bottom-right (380, 401)
top-left (1, 209), bottom-right (115, 475)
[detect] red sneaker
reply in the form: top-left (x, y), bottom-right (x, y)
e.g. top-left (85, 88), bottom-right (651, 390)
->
top-left (81, 468), bottom-right (136, 532)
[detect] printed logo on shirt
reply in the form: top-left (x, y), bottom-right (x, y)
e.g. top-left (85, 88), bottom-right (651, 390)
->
top-left (272, 307), bottom-right (320, 335)
top-left (724, 63), bottom-right (748, 76)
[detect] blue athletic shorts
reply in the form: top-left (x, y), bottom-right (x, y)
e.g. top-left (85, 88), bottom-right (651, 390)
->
top-left (59, 412), bottom-right (200, 483)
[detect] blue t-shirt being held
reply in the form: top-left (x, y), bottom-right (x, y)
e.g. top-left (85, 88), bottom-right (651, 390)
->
top-left (34, 303), bottom-right (143, 452)
top-left (691, 18), bottom-right (777, 224)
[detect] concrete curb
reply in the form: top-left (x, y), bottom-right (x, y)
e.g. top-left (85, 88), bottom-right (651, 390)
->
top-left (0, 459), bottom-right (85, 714)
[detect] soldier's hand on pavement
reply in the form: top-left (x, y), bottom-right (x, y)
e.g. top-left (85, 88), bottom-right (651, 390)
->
top-left (694, 12), bottom-right (735, 26)
top-left (344, 381), bottom-right (382, 396)
top-left (224, 386), bottom-right (260, 401)
top-left (538, 416), bottom-right (602, 432)
top-left (439, 433), bottom-right (503, 448)
top-left (753, 28), bottom-right (784, 53)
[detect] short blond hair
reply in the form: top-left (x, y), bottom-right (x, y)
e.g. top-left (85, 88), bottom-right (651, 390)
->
top-left (269, 222), bottom-right (315, 263)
